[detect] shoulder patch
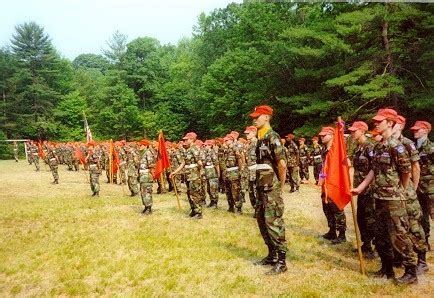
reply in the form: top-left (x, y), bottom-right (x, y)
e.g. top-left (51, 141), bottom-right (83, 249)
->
top-left (396, 145), bottom-right (405, 154)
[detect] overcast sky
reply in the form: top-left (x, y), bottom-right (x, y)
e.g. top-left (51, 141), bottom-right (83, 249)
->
top-left (1, 0), bottom-right (242, 60)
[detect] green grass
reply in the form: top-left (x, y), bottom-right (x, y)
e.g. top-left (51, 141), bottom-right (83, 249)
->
top-left (0, 160), bottom-right (433, 296)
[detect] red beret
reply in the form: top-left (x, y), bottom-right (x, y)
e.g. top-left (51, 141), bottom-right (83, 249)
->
top-left (249, 105), bottom-right (273, 118)
top-left (298, 137), bottom-right (305, 142)
top-left (319, 127), bottom-right (335, 136)
top-left (312, 136), bottom-right (319, 141)
top-left (410, 121), bottom-right (431, 131)
top-left (244, 126), bottom-right (257, 134)
top-left (348, 121), bottom-right (368, 132)
top-left (286, 133), bottom-right (294, 140)
top-left (372, 108), bottom-right (398, 122)
top-left (182, 132), bottom-right (197, 140)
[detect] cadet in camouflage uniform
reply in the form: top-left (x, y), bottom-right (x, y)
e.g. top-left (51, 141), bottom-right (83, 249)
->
top-left (169, 144), bottom-right (182, 193)
top-left (393, 116), bottom-right (428, 274)
top-left (298, 138), bottom-right (310, 183)
top-left (13, 141), bottom-right (18, 162)
top-left (244, 126), bottom-right (258, 211)
top-left (349, 121), bottom-right (376, 259)
top-left (352, 108), bottom-right (417, 284)
top-left (126, 145), bottom-right (140, 196)
top-left (25, 141), bottom-right (33, 164)
top-left (118, 142), bottom-right (128, 185)
top-left (319, 126), bottom-right (347, 244)
top-left (202, 140), bottom-right (220, 208)
top-left (223, 134), bottom-right (244, 213)
top-left (46, 145), bottom-right (59, 184)
top-left (310, 137), bottom-right (323, 185)
top-left (86, 142), bottom-right (102, 197)
top-left (411, 120), bottom-right (433, 251)
top-left (250, 105), bottom-right (288, 275)
top-left (285, 134), bottom-right (300, 192)
top-left (138, 140), bottom-right (155, 214)
top-left (31, 142), bottom-right (40, 171)
top-left (170, 132), bottom-right (204, 219)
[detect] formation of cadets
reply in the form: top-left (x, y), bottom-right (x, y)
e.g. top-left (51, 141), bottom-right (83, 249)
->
top-left (18, 106), bottom-right (432, 281)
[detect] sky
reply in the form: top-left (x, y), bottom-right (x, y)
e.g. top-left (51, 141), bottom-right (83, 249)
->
top-left (0, 0), bottom-right (242, 60)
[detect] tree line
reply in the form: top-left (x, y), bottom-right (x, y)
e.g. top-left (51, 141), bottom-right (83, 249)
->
top-left (0, 2), bottom-right (433, 143)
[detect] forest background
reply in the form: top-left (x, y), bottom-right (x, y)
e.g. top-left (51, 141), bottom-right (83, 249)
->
top-left (0, 2), bottom-right (433, 152)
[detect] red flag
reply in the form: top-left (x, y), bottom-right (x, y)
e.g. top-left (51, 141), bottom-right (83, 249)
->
top-left (323, 120), bottom-right (352, 210)
top-left (74, 146), bottom-right (86, 165)
top-left (153, 131), bottom-right (171, 180)
top-left (111, 141), bottom-right (119, 174)
top-left (37, 141), bottom-right (45, 159)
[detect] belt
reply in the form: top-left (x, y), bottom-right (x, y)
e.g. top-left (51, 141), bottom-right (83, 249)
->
top-left (226, 166), bottom-right (239, 171)
top-left (89, 164), bottom-right (97, 169)
top-left (49, 158), bottom-right (56, 161)
top-left (314, 155), bottom-right (321, 158)
top-left (139, 169), bottom-right (149, 174)
top-left (186, 163), bottom-right (198, 169)
top-left (119, 161), bottom-right (126, 165)
top-left (205, 165), bottom-right (215, 169)
top-left (300, 156), bottom-right (308, 159)
top-left (256, 164), bottom-right (273, 171)
top-left (248, 164), bottom-right (257, 170)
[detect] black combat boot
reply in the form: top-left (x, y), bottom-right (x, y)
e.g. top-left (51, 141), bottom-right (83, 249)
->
top-left (189, 210), bottom-right (196, 217)
top-left (395, 266), bottom-right (418, 285)
top-left (227, 206), bottom-right (235, 213)
top-left (236, 207), bottom-right (242, 214)
top-left (290, 187), bottom-right (295, 193)
top-left (331, 231), bottom-right (346, 245)
top-left (416, 252), bottom-right (429, 275)
top-left (266, 250), bottom-right (287, 275)
top-left (92, 192), bottom-right (96, 197)
top-left (142, 206), bottom-right (152, 215)
top-left (254, 246), bottom-right (277, 266)
top-left (322, 228), bottom-right (337, 240)
top-left (373, 260), bottom-right (395, 279)
top-left (192, 213), bottom-right (202, 219)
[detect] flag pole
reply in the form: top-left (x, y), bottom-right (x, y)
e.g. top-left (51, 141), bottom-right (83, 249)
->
top-left (109, 140), bottom-right (113, 184)
top-left (172, 176), bottom-right (181, 209)
top-left (338, 116), bottom-right (365, 275)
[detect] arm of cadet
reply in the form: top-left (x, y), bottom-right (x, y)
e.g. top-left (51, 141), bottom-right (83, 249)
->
top-left (401, 171), bottom-right (411, 190)
top-left (277, 158), bottom-right (287, 190)
top-left (411, 161), bottom-right (421, 190)
top-left (170, 161), bottom-right (185, 178)
top-left (350, 169), bottom-right (374, 195)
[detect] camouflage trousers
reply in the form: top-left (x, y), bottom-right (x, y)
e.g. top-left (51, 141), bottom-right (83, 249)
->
top-left (417, 188), bottom-right (434, 241)
top-left (140, 182), bottom-right (153, 207)
top-left (206, 178), bottom-right (219, 204)
top-left (299, 163), bottom-right (309, 181)
top-left (313, 163), bottom-right (322, 184)
top-left (186, 179), bottom-right (203, 215)
top-left (33, 156), bottom-right (40, 171)
top-left (128, 175), bottom-right (139, 195)
top-left (90, 171), bottom-right (100, 193)
top-left (321, 194), bottom-right (346, 232)
top-left (172, 175), bottom-right (181, 193)
top-left (374, 200), bottom-right (417, 268)
top-left (256, 186), bottom-right (287, 252)
top-left (357, 193), bottom-right (375, 247)
top-left (119, 165), bottom-right (127, 184)
top-left (225, 179), bottom-right (242, 209)
top-left (248, 180), bottom-right (257, 208)
top-left (287, 166), bottom-right (300, 190)
top-left (404, 186), bottom-right (427, 253)
top-left (49, 164), bottom-right (59, 181)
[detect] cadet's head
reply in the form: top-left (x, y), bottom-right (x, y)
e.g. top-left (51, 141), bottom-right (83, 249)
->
top-left (312, 136), bottom-right (319, 144)
top-left (286, 134), bottom-right (294, 141)
top-left (204, 140), bottom-right (214, 148)
top-left (244, 126), bottom-right (257, 140)
top-left (224, 134), bottom-right (234, 145)
top-left (298, 137), bottom-right (305, 145)
top-left (249, 105), bottom-right (273, 129)
top-left (182, 132), bottom-right (197, 146)
top-left (372, 108), bottom-right (398, 135)
top-left (348, 121), bottom-right (368, 142)
top-left (319, 127), bottom-right (334, 145)
top-left (392, 115), bottom-right (406, 137)
top-left (410, 121), bottom-right (431, 139)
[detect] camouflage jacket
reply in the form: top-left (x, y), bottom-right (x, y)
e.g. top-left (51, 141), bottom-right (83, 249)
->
top-left (372, 136), bottom-right (411, 200)
top-left (310, 144), bottom-right (323, 165)
top-left (182, 145), bottom-right (201, 181)
top-left (417, 137), bottom-right (433, 194)
top-left (285, 140), bottom-right (299, 167)
top-left (139, 148), bottom-right (156, 183)
top-left (352, 138), bottom-right (375, 193)
top-left (299, 144), bottom-right (309, 166)
top-left (202, 148), bottom-right (219, 179)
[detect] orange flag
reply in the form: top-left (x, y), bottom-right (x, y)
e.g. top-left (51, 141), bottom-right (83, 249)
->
top-left (74, 146), bottom-right (86, 165)
top-left (37, 141), bottom-right (45, 158)
top-left (153, 131), bottom-right (171, 180)
top-left (111, 141), bottom-right (119, 174)
top-left (323, 120), bottom-right (352, 210)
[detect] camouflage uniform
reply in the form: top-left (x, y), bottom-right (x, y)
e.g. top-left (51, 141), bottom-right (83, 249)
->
top-left (310, 144), bottom-right (323, 184)
top-left (299, 144), bottom-right (309, 181)
top-left (399, 136), bottom-right (427, 255)
top-left (182, 145), bottom-right (204, 216)
top-left (256, 128), bottom-right (287, 253)
top-left (321, 146), bottom-right (347, 235)
top-left (218, 144), bottom-right (227, 193)
top-left (285, 140), bottom-right (300, 192)
top-left (169, 148), bottom-right (182, 192)
top-left (416, 137), bottom-right (434, 246)
top-left (87, 150), bottom-right (101, 195)
top-left (352, 138), bottom-right (376, 252)
top-left (202, 147), bottom-right (220, 206)
top-left (372, 136), bottom-right (417, 271)
top-left (13, 142), bottom-right (18, 162)
top-left (47, 148), bottom-right (59, 183)
top-left (224, 144), bottom-right (243, 212)
top-left (139, 148), bottom-right (156, 212)
top-left (118, 147), bottom-right (127, 184)
top-left (246, 138), bottom-right (258, 208)
top-left (30, 144), bottom-right (40, 171)
top-left (126, 148), bottom-right (140, 196)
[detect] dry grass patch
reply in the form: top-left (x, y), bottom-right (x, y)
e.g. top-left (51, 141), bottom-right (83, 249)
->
top-left (0, 160), bottom-right (433, 296)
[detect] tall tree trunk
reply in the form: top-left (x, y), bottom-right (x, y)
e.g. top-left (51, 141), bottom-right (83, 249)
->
top-left (382, 19), bottom-right (399, 109)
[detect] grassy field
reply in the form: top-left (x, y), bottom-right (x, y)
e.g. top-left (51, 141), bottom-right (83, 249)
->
top-left (0, 160), bottom-right (433, 296)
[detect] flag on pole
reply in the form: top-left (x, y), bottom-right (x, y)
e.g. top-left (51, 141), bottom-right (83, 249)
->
top-left (83, 112), bottom-right (93, 143)
top-left (323, 119), bottom-right (352, 210)
top-left (153, 130), bottom-right (171, 180)
top-left (37, 141), bottom-right (45, 159)
top-left (74, 146), bottom-right (86, 165)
